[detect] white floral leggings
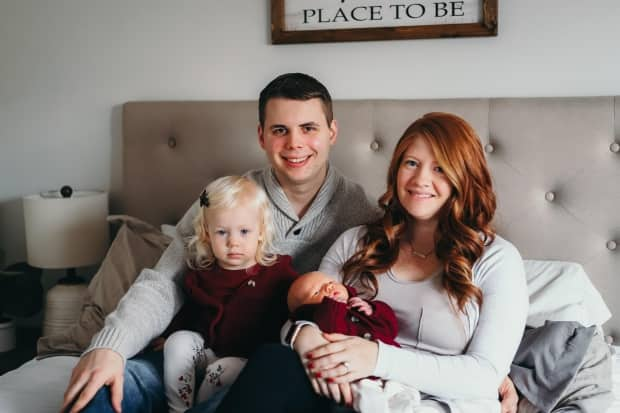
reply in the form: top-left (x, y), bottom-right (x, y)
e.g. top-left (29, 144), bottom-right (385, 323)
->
top-left (163, 330), bottom-right (247, 413)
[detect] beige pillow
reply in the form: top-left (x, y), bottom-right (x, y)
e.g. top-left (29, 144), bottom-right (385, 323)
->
top-left (37, 215), bottom-right (172, 357)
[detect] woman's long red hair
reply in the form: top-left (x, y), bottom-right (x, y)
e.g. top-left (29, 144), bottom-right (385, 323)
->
top-left (342, 112), bottom-right (496, 312)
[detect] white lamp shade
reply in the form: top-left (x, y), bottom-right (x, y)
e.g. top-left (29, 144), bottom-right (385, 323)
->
top-left (23, 191), bottom-right (109, 269)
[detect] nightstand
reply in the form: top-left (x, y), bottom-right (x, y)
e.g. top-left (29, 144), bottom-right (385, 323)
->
top-left (0, 326), bottom-right (41, 375)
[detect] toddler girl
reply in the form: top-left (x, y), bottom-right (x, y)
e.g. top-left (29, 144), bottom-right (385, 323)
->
top-left (157, 175), bottom-right (297, 412)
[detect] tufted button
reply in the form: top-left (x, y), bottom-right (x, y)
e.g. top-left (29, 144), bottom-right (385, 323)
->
top-left (363, 332), bottom-right (372, 339)
top-left (484, 143), bottom-right (495, 154)
top-left (607, 240), bottom-right (617, 251)
top-left (544, 191), bottom-right (555, 202)
top-left (167, 137), bottom-right (177, 148)
top-left (610, 141), bottom-right (620, 153)
top-left (370, 140), bottom-right (381, 151)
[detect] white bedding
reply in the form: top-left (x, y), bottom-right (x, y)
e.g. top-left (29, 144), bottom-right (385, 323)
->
top-left (0, 356), bottom-right (78, 413)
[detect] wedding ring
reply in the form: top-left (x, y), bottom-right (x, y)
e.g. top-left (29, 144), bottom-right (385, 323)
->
top-left (342, 361), bottom-right (350, 373)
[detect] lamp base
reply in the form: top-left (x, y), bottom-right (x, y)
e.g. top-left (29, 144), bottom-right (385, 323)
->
top-left (0, 317), bottom-right (16, 353)
top-left (42, 283), bottom-right (87, 337)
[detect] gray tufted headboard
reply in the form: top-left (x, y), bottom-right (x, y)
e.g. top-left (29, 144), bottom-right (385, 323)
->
top-left (121, 97), bottom-right (620, 336)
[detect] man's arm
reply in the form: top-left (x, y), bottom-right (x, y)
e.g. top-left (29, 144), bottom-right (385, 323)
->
top-left (62, 201), bottom-right (199, 412)
top-left (85, 204), bottom-right (197, 360)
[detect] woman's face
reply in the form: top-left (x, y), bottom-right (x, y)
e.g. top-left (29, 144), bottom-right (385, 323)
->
top-left (396, 136), bottom-right (452, 222)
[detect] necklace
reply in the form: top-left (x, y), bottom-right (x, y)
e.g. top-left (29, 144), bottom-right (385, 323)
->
top-left (410, 244), bottom-right (434, 259)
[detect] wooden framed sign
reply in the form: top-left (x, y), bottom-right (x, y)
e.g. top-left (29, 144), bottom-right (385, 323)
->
top-left (271, 0), bottom-right (497, 44)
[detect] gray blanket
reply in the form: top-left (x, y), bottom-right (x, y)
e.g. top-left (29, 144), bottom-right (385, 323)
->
top-left (510, 321), bottom-right (613, 413)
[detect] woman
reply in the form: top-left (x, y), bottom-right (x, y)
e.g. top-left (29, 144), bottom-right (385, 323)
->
top-left (214, 112), bottom-right (528, 413)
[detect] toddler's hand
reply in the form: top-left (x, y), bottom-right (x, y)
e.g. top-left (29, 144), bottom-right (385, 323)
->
top-left (150, 336), bottom-right (166, 351)
top-left (348, 297), bottom-right (373, 316)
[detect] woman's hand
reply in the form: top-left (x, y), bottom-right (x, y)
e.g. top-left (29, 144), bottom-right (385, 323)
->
top-left (293, 327), bottom-right (354, 406)
top-left (499, 376), bottom-right (518, 413)
top-left (306, 332), bottom-right (378, 384)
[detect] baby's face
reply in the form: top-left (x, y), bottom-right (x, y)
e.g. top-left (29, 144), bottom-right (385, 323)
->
top-left (292, 272), bottom-right (349, 308)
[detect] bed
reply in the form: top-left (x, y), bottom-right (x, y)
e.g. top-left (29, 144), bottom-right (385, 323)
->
top-left (1, 97), bottom-right (619, 412)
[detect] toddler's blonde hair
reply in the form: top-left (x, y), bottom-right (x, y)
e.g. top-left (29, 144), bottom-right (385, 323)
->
top-left (187, 175), bottom-right (276, 269)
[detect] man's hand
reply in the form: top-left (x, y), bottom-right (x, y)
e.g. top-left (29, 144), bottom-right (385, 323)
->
top-left (61, 348), bottom-right (124, 413)
top-left (499, 376), bottom-right (518, 413)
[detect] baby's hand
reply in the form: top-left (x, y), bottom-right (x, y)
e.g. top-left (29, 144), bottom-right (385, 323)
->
top-left (329, 294), bottom-right (348, 304)
top-left (348, 297), bottom-right (373, 316)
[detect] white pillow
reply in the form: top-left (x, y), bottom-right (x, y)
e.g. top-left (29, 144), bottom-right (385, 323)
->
top-left (524, 259), bottom-right (611, 328)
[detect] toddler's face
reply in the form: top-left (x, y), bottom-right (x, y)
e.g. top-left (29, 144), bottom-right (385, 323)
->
top-left (290, 272), bottom-right (349, 311)
top-left (206, 202), bottom-right (261, 270)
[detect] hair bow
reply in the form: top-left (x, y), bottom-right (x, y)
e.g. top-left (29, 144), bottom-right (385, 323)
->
top-left (199, 190), bottom-right (210, 208)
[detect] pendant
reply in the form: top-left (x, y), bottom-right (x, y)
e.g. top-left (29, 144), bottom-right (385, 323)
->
top-left (412, 250), bottom-right (430, 259)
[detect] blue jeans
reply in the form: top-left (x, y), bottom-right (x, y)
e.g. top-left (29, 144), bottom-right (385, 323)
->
top-left (79, 351), bottom-right (166, 413)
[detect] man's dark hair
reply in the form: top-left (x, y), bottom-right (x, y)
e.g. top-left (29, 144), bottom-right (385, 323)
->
top-left (258, 73), bottom-right (333, 127)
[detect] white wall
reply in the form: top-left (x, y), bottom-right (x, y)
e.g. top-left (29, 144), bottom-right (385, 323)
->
top-left (1, 0), bottom-right (619, 266)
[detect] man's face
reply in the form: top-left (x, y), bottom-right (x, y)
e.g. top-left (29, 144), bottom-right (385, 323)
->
top-left (258, 98), bottom-right (337, 191)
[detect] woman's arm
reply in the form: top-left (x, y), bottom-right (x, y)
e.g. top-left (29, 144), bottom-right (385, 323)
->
top-left (315, 232), bottom-right (528, 400)
top-left (293, 324), bottom-right (354, 405)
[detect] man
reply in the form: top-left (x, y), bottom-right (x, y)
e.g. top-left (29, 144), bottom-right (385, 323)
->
top-left (62, 73), bottom-right (379, 413)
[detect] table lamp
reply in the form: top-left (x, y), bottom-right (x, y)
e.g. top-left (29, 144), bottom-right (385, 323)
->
top-left (23, 186), bottom-right (109, 337)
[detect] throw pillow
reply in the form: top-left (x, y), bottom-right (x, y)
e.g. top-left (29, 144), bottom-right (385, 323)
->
top-left (37, 215), bottom-right (172, 357)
